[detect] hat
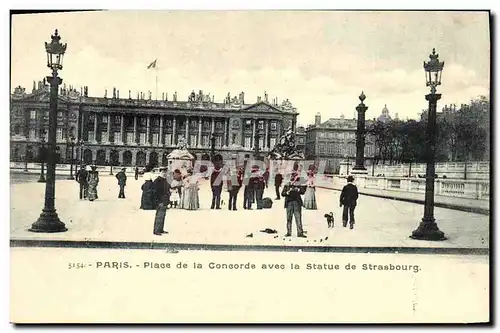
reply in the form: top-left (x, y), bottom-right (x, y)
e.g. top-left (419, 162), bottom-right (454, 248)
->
top-left (347, 175), bottom-right (354, 182)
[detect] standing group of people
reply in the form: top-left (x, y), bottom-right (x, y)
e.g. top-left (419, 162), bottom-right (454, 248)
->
top-left (75, 165), bottom-right (100, 202)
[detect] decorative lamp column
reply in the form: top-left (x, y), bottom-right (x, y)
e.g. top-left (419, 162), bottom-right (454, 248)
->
top-left (37, 131), bottom-right (46, 183)
top-left (410, 48), bottom-right (446, 241)
top-left (30, 29), bottom-right (68, 233)
top-left (66, 136), bottom-right (75, 179)
top-left (352, 91), bottom-right (368, 173)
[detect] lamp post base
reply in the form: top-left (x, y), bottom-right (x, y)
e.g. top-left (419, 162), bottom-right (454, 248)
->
top-left (29, 209), bottom-right (67, 233)
top-left (410, 218), bottom-right (447, 241)
top-left (37, 176), bottom-right (46, 183)
top-left (66, 176), bottom-right (74, 180)
top-left (351, 166), bottom-right (368, 175)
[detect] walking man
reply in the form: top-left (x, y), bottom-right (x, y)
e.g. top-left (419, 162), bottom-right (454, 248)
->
top-left (134, 166), bottom-right (139, 180)
top-left (281, 173), bottom-right (307, 238)
top-left (274, 171), bottom-right (283, 200)
top-left (210, 166), bottom-right (223, 209)
top-left (153, 168), bottom-right (170, 236)
top-left (75, 164), bottom-right (89, 200)
top-left (115, 167), bottom-right (127, 199)
top-left (339, 175), bottom-right (359, 229)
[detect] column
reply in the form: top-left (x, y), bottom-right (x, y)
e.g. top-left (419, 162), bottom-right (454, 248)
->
top-left (172, 116), bottom-right (177, 145)
top-left (211, 117), bottom-right (215, 133)
top-left (159, 115), bottom-right (164, 146)
top-left (224, 118), bottom-right (229, 147)
top-left (120, 115), bottom-right (125, 144)
top-left (105, 149), bottom-right (110, 163)
top-left (185, 116), bottom-right (189, 143)
top-left (241, 118), bottom-right (245, 148)
top-left (252, 119), bottom-right (256, 148)
top-left (93, 112), bottom-right (98, 143)
top-left (198, 117), bottom-right (202, 147)
top-left (133, 115), bottom-right (138, 145)
top-left (146, 115), bottom-right (151, 145)
top-left (264, 119), bottom-right (269, 150)
top-left (118, 150), bottom-right (123, 164)
top-left (107, 113), bottom-right (111, 143)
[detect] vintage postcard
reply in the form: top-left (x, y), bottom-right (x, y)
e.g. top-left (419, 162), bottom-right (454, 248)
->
top-left (9, 10), bottom-right (490, 324)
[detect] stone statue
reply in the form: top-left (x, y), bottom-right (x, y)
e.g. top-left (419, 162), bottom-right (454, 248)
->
top-left (264, 91), bottom-right (268, 103)
top-left (269, 126), bottom-right (301, 160)
top-left (189, 90), bottom-right (196, 102)
top-left (177, 136), bottom-right (187, 150)
top-left (105, 89), bottom-right (107, 98)
top-left (173, 91), bottom-right (177, 102)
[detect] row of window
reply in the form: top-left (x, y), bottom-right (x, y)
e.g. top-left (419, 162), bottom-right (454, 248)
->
top-left (317, 131), bottom-right (356, 139)
top-left (28, 110), bottom-right (280, 131)
top-left (315, 143), bottom-right (374, 156)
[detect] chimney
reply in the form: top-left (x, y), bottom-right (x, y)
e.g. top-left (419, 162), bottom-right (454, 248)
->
top-left (117, 89), bottom-right (120, 99)
top-left (32, 81), bottom-right (36, 93)
top-left (315, 112), bottom-right (321, 126)
top-left (162, 93), bottom-right (165, 100)
top-left (129, 90), bottom-right (131, 99)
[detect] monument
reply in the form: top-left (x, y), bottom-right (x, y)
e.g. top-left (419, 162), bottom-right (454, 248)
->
top-left (167, 136), bottom-right (194, 171)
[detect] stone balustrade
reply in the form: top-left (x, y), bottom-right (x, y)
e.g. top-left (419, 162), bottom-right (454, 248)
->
top-left (369, 161), bottom-right (489, 180)
top-left (327, 174), bottom-right (490, 201)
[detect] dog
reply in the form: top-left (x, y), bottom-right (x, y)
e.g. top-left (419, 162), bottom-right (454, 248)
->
top-left (324, 212), bottom-right (334, 228)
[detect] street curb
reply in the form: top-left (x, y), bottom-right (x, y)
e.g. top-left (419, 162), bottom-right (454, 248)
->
top-left (10, 239), bottom-right (489, 255)
top-left (318, 186), bottom-right (490, 216)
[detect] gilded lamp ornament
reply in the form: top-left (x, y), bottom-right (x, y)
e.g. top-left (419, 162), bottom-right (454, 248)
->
top-left (423, 48), bottom-right (445, 94)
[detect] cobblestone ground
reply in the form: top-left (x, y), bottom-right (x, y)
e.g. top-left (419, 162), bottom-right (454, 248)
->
top-left (10, 173), bottom-right (489, 248)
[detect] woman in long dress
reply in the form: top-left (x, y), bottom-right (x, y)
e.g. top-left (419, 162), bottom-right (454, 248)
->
top-left (87, 165), bottom-right (99, 202)
top-left (140, 171), bottom-right (156, 210)
top-left (182, 169), bottom-right (200, 210)
top-left (303, 171), bottom-right (317, 210)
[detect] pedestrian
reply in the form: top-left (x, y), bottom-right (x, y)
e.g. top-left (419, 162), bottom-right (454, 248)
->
top-left (274, 171), bottom-right (283, 200)
top-left (140, 167), bottom-right (156, 210)
top-left (153, 168), bottom-right (171, 209)
top-left (153, 168), bottom-right (170, 236)
top-left (254, 172), bottom-right (265, 210)
top-left (281, 173), bottom-right (307, 238)
top-left (263, 168), bottom-right (270, 188)
top-left (303, 171), bottom-right (317, 210)
top-left (134, 166), bottom-right (139, 180)
top-left (115, 167), bottom-right (127, 199)
top-left (243, 167), bottom-right (257, 210)
top-left (339, 175), bottom-right (359, 229)
top-left (227, 168), bottom-right (243, 211)
top-left (75, 164), bottom-right (89, 200)
top-left (87, 165), bottom-right (99, 201)
top-left (210, 166), bottom-right (223, 209)
top-left (182, 168), bottom-right (200, 210)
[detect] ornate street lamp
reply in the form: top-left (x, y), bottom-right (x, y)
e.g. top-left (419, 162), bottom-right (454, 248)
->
top-left (210, 133), bottom-right (216, 157)
top-left (79, 139), bottom-right (85, 166)
top-left (66, 136), bottom-right (75, 180)
top-left (29, 29), bottom-right (67, 233)
top-left (410, 48), bottom-right (446, 241)
top-left (37, 130), bottom-right (46, 183)
top-left (352, 91), bottom-right (368, 172)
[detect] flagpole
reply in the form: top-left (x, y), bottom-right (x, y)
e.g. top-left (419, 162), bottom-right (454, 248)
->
top-left (155, 61), bottom-right (158, 101)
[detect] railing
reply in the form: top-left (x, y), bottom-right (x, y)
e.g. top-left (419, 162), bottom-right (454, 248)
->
top-left (328, 174), bottom-right (490, 201)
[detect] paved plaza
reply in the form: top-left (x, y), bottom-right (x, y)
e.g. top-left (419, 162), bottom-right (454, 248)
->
top-left (9, 172), bottom-right (489, 250)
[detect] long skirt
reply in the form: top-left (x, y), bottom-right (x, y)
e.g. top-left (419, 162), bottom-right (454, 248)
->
top-left (183, 185), bottom-right (200, 210)
top-left (87, 182), bottom-right (98, 201)
top-left (303, 187), bottom-right (317, 210)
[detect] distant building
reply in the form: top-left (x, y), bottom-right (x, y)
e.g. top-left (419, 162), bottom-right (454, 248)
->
top-left (9, 81), bottom-right (299, 167)
top-left (305, 113), bottom-right (376, 174)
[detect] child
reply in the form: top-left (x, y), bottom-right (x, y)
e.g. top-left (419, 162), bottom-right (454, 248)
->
top-left (169, 178), bottom-right (181, 208)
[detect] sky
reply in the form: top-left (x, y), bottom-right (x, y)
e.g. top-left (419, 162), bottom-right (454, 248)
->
top-left (10, 10), bottom-right (490, 126)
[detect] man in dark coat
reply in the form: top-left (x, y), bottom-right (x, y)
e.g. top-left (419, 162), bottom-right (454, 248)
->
top-left (281, 173), bottom-right (307, 238)
top-left (254, 173), bottom-right (265, 210)
top-left (227, 168), bottom-right (243, 211)
top-left (153, 168), bottom-right (171, 209)
top-left (210, 166), bottom-right (223, 209)
top-left (75, 165), bottom-right (89, 200)
top-left (115, 167), bottom-right (127, 199)
top-left (339, 175), bottom-right (359, 229)
top-left (274, 172), bottom-right (283, 200)
top-left (152, 168), bottom-right (170, 235)
top-left (134, 166), bottom-right (139, 180)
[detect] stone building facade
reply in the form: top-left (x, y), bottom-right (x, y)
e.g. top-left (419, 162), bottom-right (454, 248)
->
top-left (10, 80), bottom-right (299, 167)
top-left (305, 112), bottom-right (376, 174)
